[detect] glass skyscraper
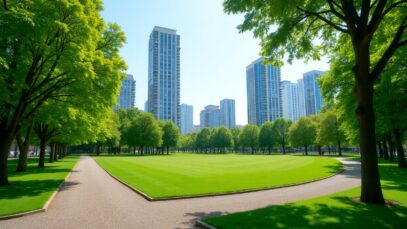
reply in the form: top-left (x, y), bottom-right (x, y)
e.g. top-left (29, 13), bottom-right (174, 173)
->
top-left (246, 58), bottom-right (282, 125)
top-left (303, 70), bottom-right (325, 115)
top-left (220, 99), bottom-right (236, 128)
top-left (180, 104), bottom-right (194, 134)
top-left (200, 105), bottom-right (224, 128)
top-left (148, 26), bottom-right (180, 126)
top-left (281, 80), bottom-right (302, 121)
top-left (117, 74), bottom-right (136, 110)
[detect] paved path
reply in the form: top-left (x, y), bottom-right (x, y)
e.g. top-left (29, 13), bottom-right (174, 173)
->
top-left (0, 156), bottom-right (360, 229)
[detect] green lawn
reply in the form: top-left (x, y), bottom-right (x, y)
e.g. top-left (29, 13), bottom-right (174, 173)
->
top-left (204, 159), bottom-right (407, 229)
top-left (0, 156), bottom-right (79, 216)
top-left (94, 154), bottom-right (342, 199)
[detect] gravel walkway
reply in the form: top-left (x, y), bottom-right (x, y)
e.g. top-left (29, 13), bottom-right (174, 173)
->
top-left (0, 156), bottom-right (360, 229)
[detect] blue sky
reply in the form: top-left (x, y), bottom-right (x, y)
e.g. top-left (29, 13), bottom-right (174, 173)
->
top-left (102, 0), bottom-right (329, 125)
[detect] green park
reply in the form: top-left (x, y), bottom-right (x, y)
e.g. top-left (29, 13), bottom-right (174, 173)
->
top-left (0, 0), bottom-right (406, 229)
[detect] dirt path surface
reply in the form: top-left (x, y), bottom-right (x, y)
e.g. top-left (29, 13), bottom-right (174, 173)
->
top-left (0, 156), bottom-right (360, 229)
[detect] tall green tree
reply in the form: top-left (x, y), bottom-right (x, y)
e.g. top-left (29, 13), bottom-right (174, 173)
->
top-left (230, 127), bottom-right (241, 152)
top-left (127, 113), bottom-right (162, 155)
top-left (196, 128), bottom-right (211, 152)
top-left (211, 127), bottom-right (233, 153)
top-left (271, 118), bottom-right (292, 154)
top-left (289, 117), bottom-right (316, 156)
top-left (239, 124), bottom-right (259, 153)
top-left (224, 0), bottom-right (407, 204)
top-left (159, 121), bottom-right (180, 154)
top-left (317, 110), bottom-right (346, 156)
top-left (259, 122), bottom-right (274, 154)
top-left (0, 0), bottom-right (126, 184)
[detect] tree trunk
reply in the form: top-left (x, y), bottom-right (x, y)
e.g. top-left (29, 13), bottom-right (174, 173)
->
top-left (382, 140), bottom-right (389, 160)
top-left (317, 146), bottom-right (322, 156)
top-left (393, 128), bottom-right (406, 168)
top-left (0, 133), bottom-right (13, 185)
top-left (304, 145), bottom-right (308, 156)
top-left (377, 141), bottom-right (384, 158)
top-left (353, 50), bottom-right (384, 203)
top-left (16, 123), bottom-right (34, 172)
top-left (387, 135), bottom-right (395, 161)
top-left (282, 143), bottom-right (286, 154)
top-left (337, 140), bottom-right (342, 156)
top-left (38, 138), bottom-right (46, 168)
top-left (49, 142), bottom-right (55, 163)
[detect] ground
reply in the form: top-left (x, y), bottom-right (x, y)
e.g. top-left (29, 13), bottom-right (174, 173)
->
top-left (0, 157), bottom-right (78, 216)
top-left (203, 159), bottom-right (407, 229)
top-left (93, 153), bottom-right (342, 199)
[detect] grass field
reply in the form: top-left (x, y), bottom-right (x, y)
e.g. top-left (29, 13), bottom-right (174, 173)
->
top-left (0, 156), bottom-right (79, 216)
top-left (204, 159), bottom-right (407, 229)
top-left (94, 154), bottom-right (342, 199)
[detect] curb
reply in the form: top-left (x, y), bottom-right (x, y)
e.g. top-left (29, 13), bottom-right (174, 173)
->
top-left (0, 159), bottom-right (79, 221)
top-left (196, 220), bottom-right (218, 229)
top-left (94, 157), bottom-right (345, 201)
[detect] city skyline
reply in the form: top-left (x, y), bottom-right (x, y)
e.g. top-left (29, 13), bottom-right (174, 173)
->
top-left (116, 74), bottom-right (136, 110)
top-left (101, 0), bottom-right (329, 125)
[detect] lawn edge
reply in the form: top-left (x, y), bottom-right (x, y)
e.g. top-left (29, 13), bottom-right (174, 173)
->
top-left (0, 157), bottom-right (80, 220)
top-left (196, 220), bottom-right (218, 229)
top-left (94, 156), bottom-right (345, 201)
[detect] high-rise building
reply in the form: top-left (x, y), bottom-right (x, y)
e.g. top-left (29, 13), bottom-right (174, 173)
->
top-left (148, 26), bottom-right (181, 126)
top-left (303, 70), bottom-right (325, 115)
top-left (297, 78), bottom-right (306, 117)
top-left (144, 100), bottom-right (148, 112)
top-left (180, 104), bottom-right (194, 134)
top-left (281, 81), bottom-right (302, 121)
top-left (246, 58), bottom-right (282, 125)
top-left (200, 105), bottom-right (224, 128)
top-left (117, 74), bottom-right (136, 110)
top-left (220, 99), bottom-right (236, 128)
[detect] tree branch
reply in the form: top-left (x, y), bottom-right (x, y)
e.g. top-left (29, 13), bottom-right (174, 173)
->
top-left (367, 0), bottom-right (389, 34)
top-left (370, 16), bottom-right (407, 82)
top-left (296, 6), bottom-right (349, 33)
top-left (3, 0), bottom-right (8, 10)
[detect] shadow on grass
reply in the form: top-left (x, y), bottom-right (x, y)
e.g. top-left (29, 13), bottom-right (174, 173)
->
top-left (178, 211), bottom-right (226, 229)
top-left (203, 197), bottom-right (407, 229)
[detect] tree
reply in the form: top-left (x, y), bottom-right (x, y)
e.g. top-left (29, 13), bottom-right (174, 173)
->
top-left (117, 108), bottom-right (142, 151)
top-left (127, 113), bottom-right (162, 155)
top-left (0, 0), bottom-right (126, 185)
top-left (271, 118), bottom-right (292, 154)
top-left (289, 117), bottom-right (316, 156)
top-left (159, 121), bottom-right (180, 154)
top-left (230, 127), bottom-right (241, 152)
top-left (317, 110), bottom-right (346, 156)
top-left (211, 127), bottom-right (233, 153)
top-left (239, 124), bottom-right (259, 153)
top-left (224, 0), bottom-right (407, 204)
top-left (196, 128), bottom-right (211, 152)
top-left (259, 122), bottom-right (274, 154)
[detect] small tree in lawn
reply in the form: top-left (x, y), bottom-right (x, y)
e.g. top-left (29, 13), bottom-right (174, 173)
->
top-left (196, 128), bottom-right (211, 153)
top-left (259, 122), bottom-right (274, 154)
top-left (317, 110), bottom-right (346, 156)
top-left (160, 121), bottom-right (180, 154)
top-left (289, 117), bottom-right (316, 156)
top-left (127, 113), bottom-right (162, 155)
top-left (271, 118), bottom-right (292, 154)
top-left (239, 124), bottom-right (259, 154)
top-left (211, 127), bottom-right (233, 153)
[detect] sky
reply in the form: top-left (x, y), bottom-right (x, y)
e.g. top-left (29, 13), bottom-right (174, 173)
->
top-left (101, 0), bottom-right (329, 125)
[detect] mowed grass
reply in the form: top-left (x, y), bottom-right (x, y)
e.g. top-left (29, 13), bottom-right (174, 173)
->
top-left (204, 159), bottom-right (407, 229)
top-left (0, 156), bottom-right (79, 216)
top-left (94, 154), bottom-right (342, 198)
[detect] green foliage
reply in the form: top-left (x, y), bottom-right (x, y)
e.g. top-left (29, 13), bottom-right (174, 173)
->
top-left (317, 110), bottom-right (346, 147)
top-left (196, 128), bottom-right (211, 149)
top-left (211, 127), bottom-right (233, 150)
top-left (159, 121), bottom-right (180, 148)
top-left (271, 118), bottom-right (292, 151)
top-left (239, 124), bottom-right (259, 150)
top-left (289, 117), bottom-right (316, 148)
top-left (259, 122), bottom-right (274, 149)
top-left (127, 113), bottom-right (162, 148)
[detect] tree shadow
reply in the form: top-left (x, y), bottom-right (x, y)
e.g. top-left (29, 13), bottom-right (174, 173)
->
top-left (177, 211), bottom-right (226, 229)
top-left (0, 179), bottom-right (63, 200)
top-left (202, 197), bottom-right (407, 228)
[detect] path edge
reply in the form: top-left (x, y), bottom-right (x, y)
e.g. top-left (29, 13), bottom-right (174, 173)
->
top-left (0, 158), bottom-right (80, 221)
top-left (196, 220), bottom-right (218, 229)
top-left (94, 157), bottom-right (346, 201)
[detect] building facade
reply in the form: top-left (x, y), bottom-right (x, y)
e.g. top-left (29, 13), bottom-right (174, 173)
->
top-left (281, 81), bottom-right (302, 121)
top-left (200, 105), bottom-right (224, 128)
top-left (148, 26), bottom-right (181, 126)
top-left (117, 74), bottom-right (136, 110)
top-left (246, 58), bottom-right (282, 126)
top-left (303, 70), bottom-right (325, 116)
top-left (220, 99), bottom-right (236, 128)
top-left (180, 104), bottom-right (194, 134)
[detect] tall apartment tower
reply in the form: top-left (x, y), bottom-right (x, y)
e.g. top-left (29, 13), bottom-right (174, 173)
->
top-left (220, 99), bottom-right (236, 128)
top-left (303, 70), bottom-right (325, 115)
top-left (281, 81), bottom-right (302, 121)
top-left (148, 26), bottom-right (181, 126)
top-left (246, 58), bottom-right (282, 126)
top-left (180, 104), bottom-right (194, 134)
top-left (200, 105), bottom-right (224, 128)
top-left (117, 74), bottom-right (136, 110)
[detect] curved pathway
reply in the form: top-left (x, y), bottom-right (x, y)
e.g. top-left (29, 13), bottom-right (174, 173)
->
top-left (0, 156), bottom-right (360, 229)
